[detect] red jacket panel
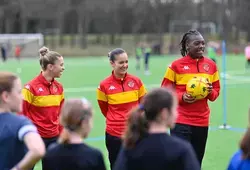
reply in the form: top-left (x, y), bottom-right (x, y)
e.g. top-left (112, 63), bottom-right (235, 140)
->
top-left (20, 72), bottom-right (64, 138)
top-left (97, 71), bottom-right (147, 137)
top-left (161, 55), bottom-right (220, 127)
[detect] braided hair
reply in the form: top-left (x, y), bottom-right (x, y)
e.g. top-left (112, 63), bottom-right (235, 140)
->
top-left (179, 30), bottom-right (201, 56)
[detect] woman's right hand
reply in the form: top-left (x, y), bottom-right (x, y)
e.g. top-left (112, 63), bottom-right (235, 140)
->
top-left (182, 93), bottom-right (196, 104)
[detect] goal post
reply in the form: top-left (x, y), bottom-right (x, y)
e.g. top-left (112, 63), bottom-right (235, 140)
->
top-left (169, 20), bottom-right (216, 34)
top-left (0, 33), bottom-right (44, 58)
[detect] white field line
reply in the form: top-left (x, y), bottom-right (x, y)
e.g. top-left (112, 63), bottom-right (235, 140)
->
top-left (221, 70), bottom-right (250, 75)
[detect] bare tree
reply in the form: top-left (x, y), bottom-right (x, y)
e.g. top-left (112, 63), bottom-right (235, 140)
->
top-left (236, 0), bottom-right (250, 41)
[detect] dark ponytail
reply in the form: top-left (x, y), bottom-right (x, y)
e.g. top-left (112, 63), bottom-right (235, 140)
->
top-left (123, 88), bottom-right (176, 149)
top-left (123, 105), bottom-right (149, 149)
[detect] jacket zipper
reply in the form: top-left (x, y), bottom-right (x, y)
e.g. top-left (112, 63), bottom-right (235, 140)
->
top-left (48, 83), bottom-right (52, 94)
top-left (121, 79), bottom-right (125, 92)
top-left (196, 59), bottom-right (200, 72)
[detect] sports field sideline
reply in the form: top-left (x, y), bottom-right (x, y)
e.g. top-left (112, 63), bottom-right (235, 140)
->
top-left (1, 54), bottom-right (249, 170)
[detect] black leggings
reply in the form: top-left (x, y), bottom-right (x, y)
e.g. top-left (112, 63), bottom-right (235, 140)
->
top-left (170, 123), bottom-right (208, 166)
top-left (105, 132), bottom-right (122, 170)
top-left (144, 53), bottom-right (150, 70)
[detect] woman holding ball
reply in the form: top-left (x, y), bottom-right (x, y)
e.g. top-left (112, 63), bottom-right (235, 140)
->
top-left (161, 30), bottom-right (220, 167)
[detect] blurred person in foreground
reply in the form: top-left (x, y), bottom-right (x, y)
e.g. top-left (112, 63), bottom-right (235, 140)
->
top-left (0, 71), bottom-right (45, 170)
top-left (113, 87), bottom-right (200, 170)
top-left (97, 48), bottom-right (147, 169)
top-left (227, 108), bottom-right (250, 170)
top-left (161, 30), bottom-right (220, 166)
top-left (43, 98), bottom-right (106, 170)
top-left (19, 46), bottom-right (65, 169)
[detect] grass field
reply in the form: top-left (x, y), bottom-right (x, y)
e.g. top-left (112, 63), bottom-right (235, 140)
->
top-left (1, 54), bottom-right (250, 170)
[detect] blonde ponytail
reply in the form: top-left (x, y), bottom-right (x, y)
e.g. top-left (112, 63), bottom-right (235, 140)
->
top-left (38, 46), bottom-right (61, 70)
top-left (58, 128), bottom-right (71, 144)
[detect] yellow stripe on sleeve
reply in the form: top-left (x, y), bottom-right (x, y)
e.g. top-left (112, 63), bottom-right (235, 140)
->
top-left (107, 90), bottom-right (139, 104)
top-left (138, 85), bottom-right (147, 98)
top-left (212, 71), bottom-right (219, 82)
top-left (164, 67), bottom-right (175, 82)
top-left (33, 95), bottom-right (63, 107)
top-left (22, 88), bottom-right (63, 107)
top-left (22, 88), bottom-right (34, 104)
top-left (97, 89), bottom-right (108, 102)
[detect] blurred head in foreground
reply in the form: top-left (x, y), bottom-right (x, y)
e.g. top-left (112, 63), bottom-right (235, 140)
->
top-left (123, 87), bottom-right (178, 149)
top-left (58, 98), bottom-right (93, 144)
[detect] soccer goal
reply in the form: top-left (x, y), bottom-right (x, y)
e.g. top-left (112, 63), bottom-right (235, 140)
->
top-left (169, 20), bottom-right (216, 34)
top-left (0, 33), bottom-right (44, 58)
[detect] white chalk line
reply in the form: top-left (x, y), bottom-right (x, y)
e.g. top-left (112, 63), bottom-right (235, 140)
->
top-left (221, 70), bottom-right (250, 76)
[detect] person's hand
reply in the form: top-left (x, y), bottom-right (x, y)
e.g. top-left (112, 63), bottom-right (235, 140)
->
top-left (182, 93), bottom-right (196, 103)
top-left (207, 82), bottom-right (213, 94)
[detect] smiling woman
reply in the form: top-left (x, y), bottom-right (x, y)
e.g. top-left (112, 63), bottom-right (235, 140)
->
top-left (96, 48), bottom-right (147, 170)
top-left (161, 30), bottom-right (221, 167)
top-left (18, 46), bottom-right (65, 170)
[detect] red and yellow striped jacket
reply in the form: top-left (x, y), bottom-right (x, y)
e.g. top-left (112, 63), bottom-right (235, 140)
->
top-left (20, 72), bottom-right (64, 138)
top-left (161, 55), bottom-right (220, 127)
top-left (97, 71), bottom-right (147, 137)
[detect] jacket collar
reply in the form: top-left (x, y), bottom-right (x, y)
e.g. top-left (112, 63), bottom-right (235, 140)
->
top-left (111, 70), bottom-right (127, 83)
top-left (185, 55), bottom-right (204, 63)
top-left (37, 71), bottom-right (54, 86)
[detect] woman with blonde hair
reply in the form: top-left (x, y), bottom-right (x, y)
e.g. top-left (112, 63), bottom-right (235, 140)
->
top-left (19, 46), bottom-right (65, 169)
top-left (43, 98), bottom-right (106, 170)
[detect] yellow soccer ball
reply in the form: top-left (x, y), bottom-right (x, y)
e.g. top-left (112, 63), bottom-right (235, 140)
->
top-left (186, 76), bottom-right (209, 100)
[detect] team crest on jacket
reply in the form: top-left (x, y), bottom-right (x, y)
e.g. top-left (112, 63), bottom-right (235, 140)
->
top-left (203, 63), bottom-right (210, 72)
top-left (128, 81), bottom-right (134, 88)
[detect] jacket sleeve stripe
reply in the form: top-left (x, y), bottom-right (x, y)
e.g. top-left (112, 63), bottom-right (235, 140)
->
top-left (33, 95), bottom-right (63, 107)
top-left (107, 90), bottom-right (139, 104)
top-left (164, 67), bottom-right (175, 82)
top-left (22, 89), bottom-right (63, 107)
top-left (22, 88), bottom-right (34, 104)
top-left (212, 71), bottom-right (219, 83)
top-left (97, 89), bottom-right (108, 102)
top-left (138, 85), bottom-right (147, 98)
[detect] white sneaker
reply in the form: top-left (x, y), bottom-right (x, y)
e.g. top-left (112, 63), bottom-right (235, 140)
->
top-left (144, 70), bottom-right (151, 76)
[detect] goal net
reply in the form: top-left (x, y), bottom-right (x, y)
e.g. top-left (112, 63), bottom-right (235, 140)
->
top-left (0, 34), bottom-right (44, 58)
